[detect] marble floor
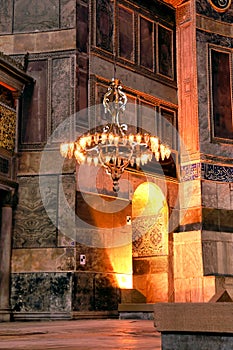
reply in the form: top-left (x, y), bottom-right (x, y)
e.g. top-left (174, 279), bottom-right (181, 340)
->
top-left (0, 319), bottom-right (161, 349)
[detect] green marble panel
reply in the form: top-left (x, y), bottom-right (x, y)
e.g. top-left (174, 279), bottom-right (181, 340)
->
top-left (14, 0), bottom-right (59, 32)
top-left (13, 176), bottom-right (58, 248)
top-left (11, 272), bottom-right (72, 312)
top-left (0, 0), bottom-right (13, 34)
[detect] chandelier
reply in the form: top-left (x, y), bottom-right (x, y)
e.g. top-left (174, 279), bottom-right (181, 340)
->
top-left (60, 79), bottom-right (171, 192)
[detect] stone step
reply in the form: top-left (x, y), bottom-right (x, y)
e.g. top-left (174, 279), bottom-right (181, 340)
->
top-left (118, 303), bottom-right (154, 320)
top-left (120, 289), bottom-right (147, 304)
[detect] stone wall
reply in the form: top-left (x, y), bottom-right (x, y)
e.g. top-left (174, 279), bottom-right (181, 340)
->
top-left (0, 0), bottom-right (184, 319)
top-left (0, 0), bottom-right (76, 34)
top-left (196, 3), bottom-right (233, 284)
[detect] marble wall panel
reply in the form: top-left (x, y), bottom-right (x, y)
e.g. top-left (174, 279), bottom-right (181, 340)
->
top-left (72, 272), bottom-right (120, 311)
top-left (75, 244), bottom-right (114, 273)
top-left (202, 231), bottom-right (233, 276)
top-left (133, 256), bottom-right (169, 302)
top-left (0, 0), bottom-right (13, 34)
top-left (21, 60), bottom-right (48, 145)
top-left (147, 272), bottom-right (169, 303)
top-left (196, 0), bottom-right (233, 23)
top-left (11, 272), bottom-right (72, 312)
top-left (72, 272), bottom-right (94, 311)
top-left (162, 333), bottom-right (233, 350)
top-left (1, 30), bottom-right (76, 55)
top-left (179, 207), bottom-right (202, 227)
top-left (13, 176), bottom-right (58, 248)
top-left (173, 231), bottom-right (204, 279)
top-left (76, 164), bottom-right (130, 200)
top-left (201, 181), bottom-right (217, 208)
top-left (202, 208), bottom-right (233, 232)
top-left (217, 183), bottom-right (231, 209)
top-left (11, 248), bottom-right (75, 272)
top-left (179, 180), bottom-right (201, 209)
top-left (58, 175), bottom-right (76, 245)
top-left (166, 181), bottom-right (179, 209)
top-left (18, 151), bottom-right (76, 176)
top-left (51, 56), bottom-right (72, 137)
top-left (133, 271), bottom-right (169, 303)
top-left (197, 30), bottom-right (233, 158)
top-left (203, 275), bottom-right (216, 301)
top-left (94, 273), bottom-right (120, 311)
top-left (14, 0), bottom-right (59, 32)
top-left (60, 0), bottom-right (76, 29)
top-left (231, 186), bottom-right (233, 210)
top-left (173, 276), bottom-right (215, 302)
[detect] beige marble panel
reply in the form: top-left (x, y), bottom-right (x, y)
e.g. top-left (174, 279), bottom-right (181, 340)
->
top-left (146, 272), bottom-right (169, 303)
top-left (190, 277), bottom-right (204, 302)
top-left (58, 174), bottom-right (76, 245)
top-left (230, 185), bottom-right (233, 210)
top-left (167, 180), bottom-right (179, 209)
top-left (179, 180), bottom-right (201, 209)
top-left (202, 231), bottom-right (233, 276)
top-left (203, 276), bottom-right (216, 302)
top-left (180, 207), bottom-right (201, 226)
top-left (133, 275), bottom-right (147, 299)
top-left (174, 278), bottom-right (192, 302)
top-left (90, 55), bottom-right (178, 105)
top-left (201, 181), bottom-right (217, 208)
top-left (11, 248), bottom-right (75, 272)
top-left (150, 256), bottom-right (169, 274)
top-left (217, 183), bottom-right (231, 210)
top-left (1, 29), bottom-right (76, 54)
top-left (18, 151), bottom-right (75, 175)
top-left (174, 276), bottom-right (215, 302)
top-left (173, 231), bottom-right (203, 279)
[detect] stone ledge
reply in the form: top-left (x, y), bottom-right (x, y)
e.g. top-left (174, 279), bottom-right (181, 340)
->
top-left (13, 312), bottom-right (71, 321)
top-left (72, 311), bottom-right (119, 319)
top-left (118, 303), bottom-right (154, 312)
top-left (119, 304), bottom-right (154, 320)
top-left (154, 303), bottom-right (233, 333)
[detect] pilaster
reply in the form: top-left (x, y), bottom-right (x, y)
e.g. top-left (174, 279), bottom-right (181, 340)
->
top-left (0, 190), bottom-right (16, 321)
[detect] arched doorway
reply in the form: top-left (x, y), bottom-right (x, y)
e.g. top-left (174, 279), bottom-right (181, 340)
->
top-left (132, 182), bottom-right (169, 302)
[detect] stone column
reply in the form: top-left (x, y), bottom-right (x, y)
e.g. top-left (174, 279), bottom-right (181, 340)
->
top-left (0, 191), bottom-right (15, 321)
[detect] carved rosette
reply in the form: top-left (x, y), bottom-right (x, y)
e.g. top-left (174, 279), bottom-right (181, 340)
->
top-left (208, 0), bottom-right (232, 12)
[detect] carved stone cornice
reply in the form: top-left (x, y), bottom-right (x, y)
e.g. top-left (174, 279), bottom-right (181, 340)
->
top-left (0, 51), bottom-right (34, 93)
top-left (0, 52), bottom-right (24, 71)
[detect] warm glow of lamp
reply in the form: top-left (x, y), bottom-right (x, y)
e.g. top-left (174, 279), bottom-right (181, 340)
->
top-left (60, 79), bottom-right (171, 192)
top-left (132, 182), bottom-right (166, 218)
top-left (115, 274), bottom-right (132, 289)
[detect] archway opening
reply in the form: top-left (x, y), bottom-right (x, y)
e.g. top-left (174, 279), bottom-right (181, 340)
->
top-left (132, 182), bottom-right (169, 302)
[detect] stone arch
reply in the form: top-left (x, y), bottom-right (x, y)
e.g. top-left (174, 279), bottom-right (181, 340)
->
top-left (132, 182), bottom-right (169, 303)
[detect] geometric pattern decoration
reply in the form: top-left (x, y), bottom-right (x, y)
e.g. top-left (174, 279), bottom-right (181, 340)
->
top-left (132, 208), bottom-right (168, 257)
top-left (12, 176), bottom-right (58, 248)
top-left (0, 104), bottom-right (16, 151)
